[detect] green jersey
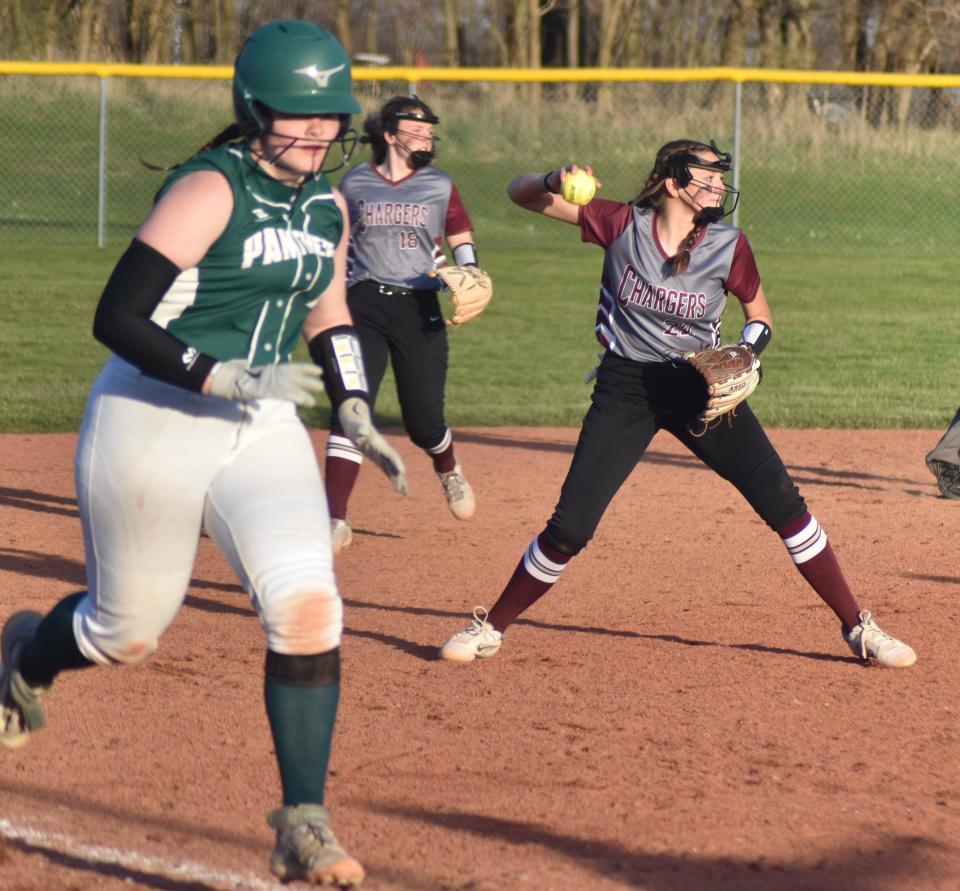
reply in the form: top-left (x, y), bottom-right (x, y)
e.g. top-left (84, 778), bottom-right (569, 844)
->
top-left (151, 142), bottom-right (342, 365)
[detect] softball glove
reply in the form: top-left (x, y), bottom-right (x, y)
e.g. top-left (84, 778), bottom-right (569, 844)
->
top-left (430, 265), bottom-right (493, 327)
top-left (683, 344), bottom-right (761, 422)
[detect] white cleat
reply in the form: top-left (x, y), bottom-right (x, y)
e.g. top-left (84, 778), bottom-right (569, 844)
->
top-left (843, 610), bottom-right (917, 668)
top-left (438, 464), bottom-right (476, 520)
top-left (440, 606), bottom-right (503, 662)
top-left (330, 518), bottom-right (353, 554)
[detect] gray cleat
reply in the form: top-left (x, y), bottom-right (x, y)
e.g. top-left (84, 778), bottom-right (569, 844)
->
top-left (267, 804), bottom-right (365, 887)
top-left (1, 611), bottom-right (48, 749)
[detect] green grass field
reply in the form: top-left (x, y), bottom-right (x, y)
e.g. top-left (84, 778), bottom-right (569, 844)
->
top-left (2, 77), bottom-right (958, 432)
top-left (2, 239), bottom-right (958, 432)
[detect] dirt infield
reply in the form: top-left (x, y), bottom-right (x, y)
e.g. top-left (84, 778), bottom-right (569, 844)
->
top-left (0, 428), bottom-right (958, 891)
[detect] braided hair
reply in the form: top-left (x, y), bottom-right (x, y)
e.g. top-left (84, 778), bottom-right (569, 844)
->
top-left (197, 120), bottom-right (258, 154)
top-left (360, 95), bottom-right (438, 165)
top-left (141, 120), bottom-right (258, 173)
top-left (633, 139), bottom-right (718, 274)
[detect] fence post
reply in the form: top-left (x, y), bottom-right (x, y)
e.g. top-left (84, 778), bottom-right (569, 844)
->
top-left (732, 80), bottom-right (742, 229)
top-left (97, 77), bottom-right (108, 247)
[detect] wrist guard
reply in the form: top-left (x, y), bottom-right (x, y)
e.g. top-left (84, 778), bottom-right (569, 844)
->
top-left (739, 320), bottom-right (772, 357)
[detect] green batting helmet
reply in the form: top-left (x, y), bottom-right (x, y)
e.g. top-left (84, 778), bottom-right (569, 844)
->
top-left (233, 20), bottom-right (361, 134)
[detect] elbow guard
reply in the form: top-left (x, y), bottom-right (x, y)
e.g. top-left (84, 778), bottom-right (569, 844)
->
top-left (307, 325), bottom-right (369, 410)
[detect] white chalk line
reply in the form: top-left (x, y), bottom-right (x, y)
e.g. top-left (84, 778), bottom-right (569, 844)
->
top-left (0, 817), bottom-right (283, 890)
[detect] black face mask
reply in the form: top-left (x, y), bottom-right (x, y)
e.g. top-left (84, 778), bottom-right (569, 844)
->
top-left (409, 149), bottom-right (434, 169)
top-left (696, 205), bottom-right (725, 224)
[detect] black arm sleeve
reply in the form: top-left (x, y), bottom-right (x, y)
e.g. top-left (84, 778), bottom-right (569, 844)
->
top-left (307, 325), bottom-right (370, 411)
top-left (92, 238), bottom-right (218, 392)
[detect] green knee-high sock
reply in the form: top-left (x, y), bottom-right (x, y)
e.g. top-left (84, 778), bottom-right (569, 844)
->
top-left (264, 649), bottom-right (340, 807)
top-left (18, 591), bottom-right (93, 688)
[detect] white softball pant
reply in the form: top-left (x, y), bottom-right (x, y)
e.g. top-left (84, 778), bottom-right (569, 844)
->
top-left (72, 356), bottom-right (340, 665)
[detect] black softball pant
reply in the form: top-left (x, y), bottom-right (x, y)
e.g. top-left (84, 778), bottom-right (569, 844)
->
top-left (329, 280), bottom-right (449, 450)
top-left (545, 352), bottom-right (807, 555)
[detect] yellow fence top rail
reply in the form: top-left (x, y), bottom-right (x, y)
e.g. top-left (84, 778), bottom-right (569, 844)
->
top-left (0, 61), bottom-right (232, 78)
top-left (2, 61), bottom-right (960, 89)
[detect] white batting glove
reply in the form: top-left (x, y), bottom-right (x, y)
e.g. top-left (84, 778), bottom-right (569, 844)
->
top-left (337, 397), bottom-right (408, 495)
top-left (207, 360), bottom-right (326, 407)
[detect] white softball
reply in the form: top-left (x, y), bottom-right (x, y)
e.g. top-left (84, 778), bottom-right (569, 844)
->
top-left (561, 170), bottom-right (597, 205)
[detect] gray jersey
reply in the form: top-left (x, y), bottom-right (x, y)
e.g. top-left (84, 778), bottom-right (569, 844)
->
top-left (340, 162), bottom-right (472, 290)
top-left (580, 200), bottom-right (761, 362)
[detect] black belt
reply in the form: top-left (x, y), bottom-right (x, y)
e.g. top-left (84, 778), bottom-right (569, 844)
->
top-left (355, 280), bottom-right (429, 298)
top-left (376, 283), bottom-right (415, 297)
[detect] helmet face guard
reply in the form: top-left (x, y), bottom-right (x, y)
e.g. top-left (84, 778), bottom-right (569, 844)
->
top-left (317, 126), bottom-right (359, 175)
top-left (688, 177), bottom-right (739, 223)
top-left (386, 106), bottom-right (440, 169)
top-left (659, 140), bottom-right (740, 222)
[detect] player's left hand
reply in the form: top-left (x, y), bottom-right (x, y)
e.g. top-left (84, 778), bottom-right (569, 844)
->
top-left (429, 266), bottom-right (493, 327)
top-left (683, 344), bottom-right (761, 422)
top-left (337, 397), bottom-right (408, 495)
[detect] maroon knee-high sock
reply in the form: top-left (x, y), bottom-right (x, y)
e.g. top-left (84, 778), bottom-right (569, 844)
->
top-left (778, 512), bottom-right (862, 630)
top-left (325, 435), bottom-right (362, 521)
top-left (487, 532), bottom-right (571, 632)
top-left (426, 428), bottom-right (457, 474)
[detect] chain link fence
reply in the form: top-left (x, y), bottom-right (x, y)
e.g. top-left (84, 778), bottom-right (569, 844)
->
top-left (1, 67), bottom-right (958, 259)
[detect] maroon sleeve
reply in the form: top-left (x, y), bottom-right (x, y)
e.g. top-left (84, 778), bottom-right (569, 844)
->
top-left (444, 183), bottom-right (473, 237)
top-left (726, 231), bottom-right (761, 303)
top-left (578, 198), bottom-right (634, 248)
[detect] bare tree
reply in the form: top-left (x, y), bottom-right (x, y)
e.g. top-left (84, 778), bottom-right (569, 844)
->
top-left (719, 0), bottom-right (751, 66)
top-left (76, 0), bottom-right (102, 61)
top-left (335, 0), bottom-right (352, 55)
top-left (362, 0), bottom-right (378, 56)
top-left (588, 0), bottom-right (634, 111)
top-left (5, 0), bottom-right (28, 52)
top-left (4, 0), bottom-right (960, 82)
top-left (214, 0), bottom-right (237, 62)
top-left (441, 0), bottom-right (462, 65)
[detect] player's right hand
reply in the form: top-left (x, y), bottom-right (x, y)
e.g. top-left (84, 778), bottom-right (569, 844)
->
top-left (337, 397), bottom-right (408, 495)
top-left (207, 359), bottom-right (326, 407)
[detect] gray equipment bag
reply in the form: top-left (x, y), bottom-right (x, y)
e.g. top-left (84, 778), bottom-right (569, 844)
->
top-left (926, 406), bottom-right (960, 499)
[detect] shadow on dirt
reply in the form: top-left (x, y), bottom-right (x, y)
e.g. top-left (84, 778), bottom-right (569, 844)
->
top-left (341, 598), bottom-right (853, 664)
top-left (0, 547), bottom-right (85, 584)
top-left (901, 571), bottom-right (960, 586)
top-left (373, 803), bottom-right (951, 891)
top-left (0, 551), bottom-right (853, 666)
top-left (183, 593), bottom-right (253, 616)
top-left (456, 432), bottom-right (923, 492)
top-left (343, 625), bottom-right (438, 660)
top-left (0, 486), bottom-right (77, 517)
